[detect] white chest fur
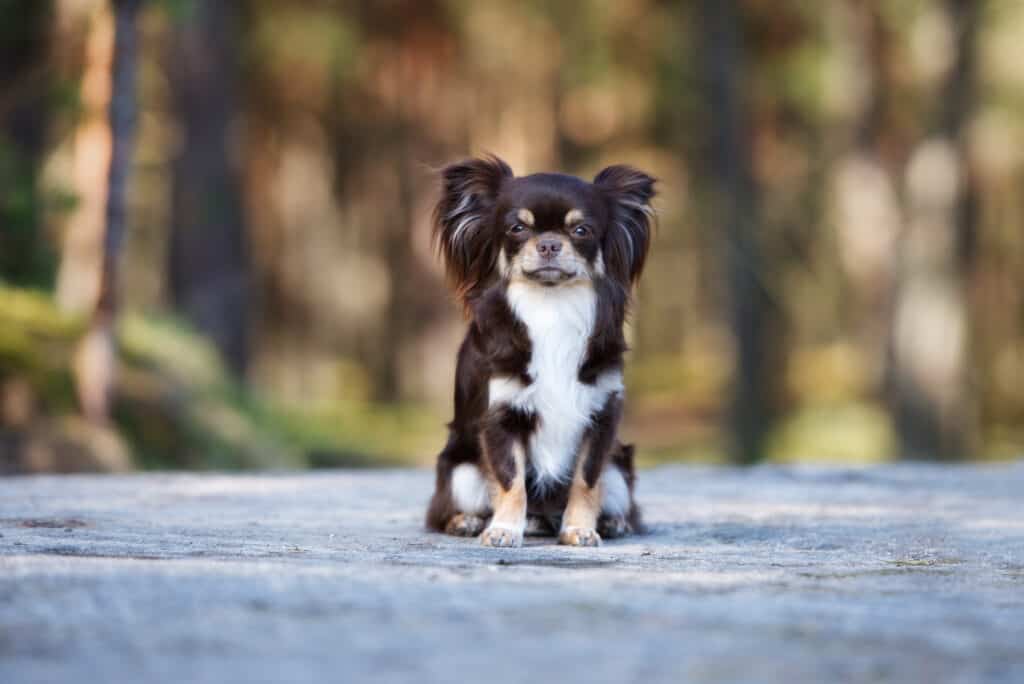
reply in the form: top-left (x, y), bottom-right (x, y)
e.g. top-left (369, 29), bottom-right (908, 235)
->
top-left (488, 281), bottom-right (624, 490)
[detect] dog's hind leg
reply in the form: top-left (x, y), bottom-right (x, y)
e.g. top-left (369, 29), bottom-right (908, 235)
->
top-left (444, 463), bottom-right (491, 536)
top-left (597, 443), bottom-right (642, 538)
top-left (596, 464), bottom-right (632, 538)
top-left (425, 433), bottom-right (489, 535)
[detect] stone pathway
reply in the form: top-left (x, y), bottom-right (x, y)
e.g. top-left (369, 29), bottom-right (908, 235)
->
top-left (1, 464), bottom-right (1022, 683)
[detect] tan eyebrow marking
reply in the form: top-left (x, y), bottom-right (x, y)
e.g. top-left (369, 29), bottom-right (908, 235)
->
top-left (516, 208), bottom-right (535, 226)
top-left (565, 209), bottom-right (584, 226)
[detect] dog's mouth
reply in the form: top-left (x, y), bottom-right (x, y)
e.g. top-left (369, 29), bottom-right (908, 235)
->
top-left (523, 266), bottom-right (575, 285)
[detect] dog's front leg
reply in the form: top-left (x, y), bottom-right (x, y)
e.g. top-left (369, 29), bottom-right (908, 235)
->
top-left (559, 454), bottom-right (603, 547)
top-left (479, 410), bottom-right (527, 548)
top-left (560, 396), bottom-right (620, 547)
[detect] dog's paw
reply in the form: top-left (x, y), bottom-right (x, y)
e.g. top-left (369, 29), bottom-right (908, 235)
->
top-left (559, 526), bottom-right (602, 547)
top-left (480, 525), bottom-right (523, 548)
top-left (445, 513), bottom-right (488, 537)
top-left (597, 516), bottom-right (631, 539)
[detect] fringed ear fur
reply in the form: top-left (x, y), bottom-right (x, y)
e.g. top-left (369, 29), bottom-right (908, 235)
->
top-left (433, 155), bottom-right (513, 307)
top-left (594, 165), bottom-right (656, 286)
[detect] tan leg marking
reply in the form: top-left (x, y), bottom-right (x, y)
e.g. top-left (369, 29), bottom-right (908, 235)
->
top-left (559, 444), bottom-right (603, 547)
top-left (480, 444), bottom-right (527, 548)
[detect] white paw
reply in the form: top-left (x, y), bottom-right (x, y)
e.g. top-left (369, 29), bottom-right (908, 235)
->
top-left (559, 526), bottom-right (602, 547)
top-left (480, 525), bottom-right (523, 548)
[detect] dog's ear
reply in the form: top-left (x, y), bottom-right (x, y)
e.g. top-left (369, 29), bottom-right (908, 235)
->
top-left (594, 165), bottom-right (656, 286)
top-left (433, 155), bottom-right (514, 305)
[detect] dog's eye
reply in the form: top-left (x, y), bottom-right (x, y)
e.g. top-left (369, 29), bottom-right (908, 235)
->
top-left (509, 224), bottom-right (526, 235)
top-left (572, 225), bottom-right (590, 237)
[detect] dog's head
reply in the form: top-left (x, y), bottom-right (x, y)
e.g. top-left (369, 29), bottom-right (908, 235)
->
top-left (433, 155), bottom-right (655, 305)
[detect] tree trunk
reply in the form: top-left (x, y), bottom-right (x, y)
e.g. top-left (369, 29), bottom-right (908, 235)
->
top-left (890, 0), bottom-right (980, 460)
top-left (701, 0), bottom-right (772, 464)
top-left (0, 1), bottom-right (55, 288)
top-left (56, 5), bottom-right (113, 314)
top-left (374, 131), bottom-right (415, 402)
top-left (73, 0), bottom-right (140, 423)
top-left (167, 1), bottom-right (250, 376)
top-left (831, 0), bottom-right (902, 395)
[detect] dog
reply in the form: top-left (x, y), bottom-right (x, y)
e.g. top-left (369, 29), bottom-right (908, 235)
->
top-left (424, 155), bottom-right (655, 547)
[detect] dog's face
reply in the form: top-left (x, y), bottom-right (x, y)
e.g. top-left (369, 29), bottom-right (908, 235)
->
top-left (434, 156), bottom-right (655, 302)
top-left (497, 175), bottom-right (612, 287)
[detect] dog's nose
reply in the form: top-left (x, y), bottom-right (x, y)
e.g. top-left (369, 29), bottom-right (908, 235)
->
top-left (536, 238), bottom-right (563, 259)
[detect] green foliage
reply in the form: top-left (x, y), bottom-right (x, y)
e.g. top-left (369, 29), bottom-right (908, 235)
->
top-left (0, 287), bottom-right (81, 409)
top-left (767, 403), bottom-right (894, 464)
top-left (0, 142), bottom-right (58, 289)
top-left (155, 0), bottom-right (199, 23)
top-left (0, 286), bottom-right (438, 471)
top-left (246, 3), bottom-right (362, 85)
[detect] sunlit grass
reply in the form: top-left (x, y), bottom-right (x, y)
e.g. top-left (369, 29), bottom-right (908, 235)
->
top-left (766, 402), bottom-right (894, 464)
top-left (118, 314), bottom-right (444, 469)
top-left (246, 397), bottom-right (444, 468)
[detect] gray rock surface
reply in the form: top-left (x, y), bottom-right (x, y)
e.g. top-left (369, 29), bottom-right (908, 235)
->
top-left (1, 464), bottom-right (1022, 684)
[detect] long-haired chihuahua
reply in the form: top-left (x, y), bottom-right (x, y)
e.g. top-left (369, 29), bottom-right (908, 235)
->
top-left (425, 155), bottom-right (655, 547)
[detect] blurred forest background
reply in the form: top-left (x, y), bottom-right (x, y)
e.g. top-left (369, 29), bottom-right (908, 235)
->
top-left (2, 0), bottom-right (1022, 474)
